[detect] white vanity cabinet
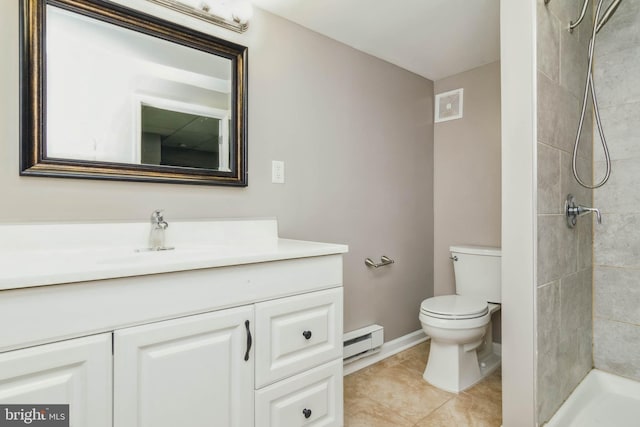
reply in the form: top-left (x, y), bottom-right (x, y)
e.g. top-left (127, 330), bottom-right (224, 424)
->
top-left (0, 333), bottom-right (112, 427)
top-left (111, 287), bottom-right (344, 427)
top-left (0, 218), bottom-right (348, 427)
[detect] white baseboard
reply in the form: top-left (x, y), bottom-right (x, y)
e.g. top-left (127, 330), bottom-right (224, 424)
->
top-left (343, 329), bottom-right (429, 376)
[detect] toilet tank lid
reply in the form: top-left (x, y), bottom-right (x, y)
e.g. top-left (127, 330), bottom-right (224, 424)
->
top-left (449, 245), bottom-right (501, 256)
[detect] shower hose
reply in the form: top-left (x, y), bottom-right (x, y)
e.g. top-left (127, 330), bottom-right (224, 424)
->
top-left (572, 0), bottom-right (613, 189)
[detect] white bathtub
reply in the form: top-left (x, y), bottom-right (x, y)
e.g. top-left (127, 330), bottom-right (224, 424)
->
top-left (545, 369), bottom-right (640, 427)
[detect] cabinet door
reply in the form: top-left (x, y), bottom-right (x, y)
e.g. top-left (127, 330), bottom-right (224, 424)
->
top-left (114, 306), bottom-right (254, 427)
top-left (0, 333), bottom-right (112, 427)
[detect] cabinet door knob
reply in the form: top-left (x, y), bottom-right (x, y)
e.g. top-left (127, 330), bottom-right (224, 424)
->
top-left (302, 408), bottom-right (312, 419)
top-left (302, 330), bottom-right (312, 340)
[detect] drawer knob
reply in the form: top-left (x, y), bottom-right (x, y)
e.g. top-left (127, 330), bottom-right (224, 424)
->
top-left (302, 330), bottom-right (312, 340)
top-left (302, 408), bottom-right (312, 419)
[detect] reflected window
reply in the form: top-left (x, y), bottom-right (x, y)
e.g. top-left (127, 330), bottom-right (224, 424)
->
top-left (141, 105), bottom-right (230, 170)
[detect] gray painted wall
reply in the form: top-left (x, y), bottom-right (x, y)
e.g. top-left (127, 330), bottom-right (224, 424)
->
top-left (536, 0), bottom-right (594, 424)
top-left (593, 0), bottom-right (640, 381)
top-left (433, 61), bottom-right (502, 297)
top-left (0, 3), bottom-right (434, 341)
top-left (433, 61), bottom-right (502, 343)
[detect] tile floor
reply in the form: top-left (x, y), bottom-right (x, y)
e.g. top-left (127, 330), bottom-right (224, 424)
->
top-left (344, 341), bottom-right (502, 426)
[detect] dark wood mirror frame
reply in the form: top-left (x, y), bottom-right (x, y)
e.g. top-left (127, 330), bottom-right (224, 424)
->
top-left (20, 0), bottom-right (248, 186)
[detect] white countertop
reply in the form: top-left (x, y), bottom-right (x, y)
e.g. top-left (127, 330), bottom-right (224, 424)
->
top-left (0, 219), bottom-right (348, 290)
top-left (0, 239), bottom-right (348, 290)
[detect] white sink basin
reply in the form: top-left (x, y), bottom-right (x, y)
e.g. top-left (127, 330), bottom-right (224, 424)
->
top-left (97, 246), bottom-right (229, 265)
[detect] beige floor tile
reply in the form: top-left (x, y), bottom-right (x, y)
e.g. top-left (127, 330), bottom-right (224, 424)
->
top-left (344, 394), bottom-right (414, 427)
top-left (394, 341), bottom-right (430, 363)
top-left (399, 341), bottom-right (430, 374)
top-left (412, 392), bottom-right (502, 427)
top-left (344, 369), bottom-right (370, 400)
top-left (344, 342), bottom-right (502, 427)
top-left (463, 369), bottom-right (502, 405)
top-left (348, 362), bottom-right (454, 423)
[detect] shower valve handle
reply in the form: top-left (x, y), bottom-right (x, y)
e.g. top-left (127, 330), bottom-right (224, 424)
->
top-left (565, 194), bottom-right (602, 228)
top-left (573, 205), bottom-right (602, 224)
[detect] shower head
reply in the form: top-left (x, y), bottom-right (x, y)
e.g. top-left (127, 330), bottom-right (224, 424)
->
top-left (596, 0), bottom-right (623, 33)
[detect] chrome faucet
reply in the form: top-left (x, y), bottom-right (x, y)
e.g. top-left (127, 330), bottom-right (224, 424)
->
top-left (149, 209), bottom-right (170, 251)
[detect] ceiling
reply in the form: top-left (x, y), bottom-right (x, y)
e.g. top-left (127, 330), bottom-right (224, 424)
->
top-left (251, 0), bottom-right (500, 81)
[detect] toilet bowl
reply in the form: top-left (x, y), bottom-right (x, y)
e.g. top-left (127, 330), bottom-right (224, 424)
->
top-left (420, 295), bottom-right (499, 392)
top-left (419, 245), bottom-right (501, 393)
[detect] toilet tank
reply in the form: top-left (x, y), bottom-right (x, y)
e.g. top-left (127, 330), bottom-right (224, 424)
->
top-left (450, 245), bottom-right (501, 303)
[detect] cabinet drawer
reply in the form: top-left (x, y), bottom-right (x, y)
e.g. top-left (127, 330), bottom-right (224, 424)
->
top-left (255, 359), bottom-right (343, 427)
top-left (255, 287), bottom-right (343, 388)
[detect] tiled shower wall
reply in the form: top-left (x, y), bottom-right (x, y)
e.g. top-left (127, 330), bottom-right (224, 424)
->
top-left (593, 0), bottom-right (640, 380)
top-left (536, 1), bottom-right (594, 424)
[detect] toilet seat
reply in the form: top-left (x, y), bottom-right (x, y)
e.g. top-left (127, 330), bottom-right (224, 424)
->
top-left (420, 295), bottom-right (488, 320)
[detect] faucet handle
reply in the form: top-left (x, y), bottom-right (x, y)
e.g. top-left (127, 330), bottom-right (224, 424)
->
top-left (151, 209), bottom-right (164, 220)
top-left (151, 210), bottom-right (168, 228)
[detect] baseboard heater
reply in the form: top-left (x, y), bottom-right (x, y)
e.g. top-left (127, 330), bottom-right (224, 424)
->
top-left (343, 324), bottom-right (384, 363)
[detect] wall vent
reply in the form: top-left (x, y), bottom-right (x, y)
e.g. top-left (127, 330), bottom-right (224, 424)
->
top-left (435, 88), bottom-right (464, 123)
top-left (343, 324), bottom-right (384, 363)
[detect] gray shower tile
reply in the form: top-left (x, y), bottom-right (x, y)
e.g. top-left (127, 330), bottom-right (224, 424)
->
top-left (561, 151), bottom-right (592, 211)
top-left (596, 0), bottom-right (640, 55)
top-left (543, 0), bottom-right (591, 46)
top-left (538, 1), bottom-right (561, 83)
top-left (538, 143), bottom-right (562, 214)
top-left (559, 325), bottom-right (592, 399)
top-left (538, 72), bottom-right (581, 153)
top-left (594, 213), bottom-right (640, 269)
top-left (576, 13), bottom-right (593, 48)
top-left (595, 266), bottom-right (640, 325)
top-left (538, 214), bottom-right (579, 284)
top-left (538, 280), bottom-right (561, 356)
top-left (537, 346), bottom-right (563, 425)
top-left (560, 269), bottom-right (593, 334)
top-left (594, 45), bottom-right (640, 108)
top-left (544, 0), bottom-right (587, 28)
top-left (577, 212), bottom-right (593, 271)
top-left (560, 28), bottom-right (589, 100)
top-left (537, 280), bottom-right (562, 424)
top-left (594, 159), bottom-right (640, 212)
top-left (559, 268), bottom-right (593, 394)
top-left (577, 105), bottom-right (593, 162)
top-left (594, 318), bottom-right (640, 381)
top-left (595, 102), bottom-right (640, 162)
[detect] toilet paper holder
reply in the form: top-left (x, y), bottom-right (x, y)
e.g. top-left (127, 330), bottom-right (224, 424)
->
top-left (365, 256), bottom-right (395, 268)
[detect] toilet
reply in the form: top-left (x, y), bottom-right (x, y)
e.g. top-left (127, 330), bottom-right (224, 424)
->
top-left (419, 245), bottom-right (501, 393)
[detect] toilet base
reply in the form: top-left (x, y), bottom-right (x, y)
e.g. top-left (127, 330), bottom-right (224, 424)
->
top-left (423, 339), bottom-right (481, 393)
top-left (423, 339), bottom-right (501, 393)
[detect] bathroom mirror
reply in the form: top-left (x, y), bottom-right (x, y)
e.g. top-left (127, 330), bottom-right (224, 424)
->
top-left (20, 0), bottom-right (248, 186)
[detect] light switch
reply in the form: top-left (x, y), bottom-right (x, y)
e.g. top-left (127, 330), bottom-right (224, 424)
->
top-left (272, 160), bottom-right (285, 184)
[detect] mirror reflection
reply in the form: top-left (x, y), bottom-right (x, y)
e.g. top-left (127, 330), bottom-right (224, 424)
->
top-left (46, 5), bottom-right (233, 172)
top-left (141, 105), bottom-right (229, 170)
